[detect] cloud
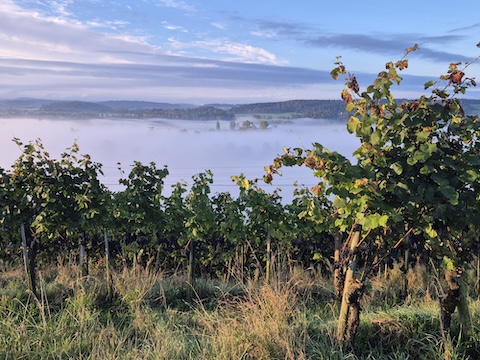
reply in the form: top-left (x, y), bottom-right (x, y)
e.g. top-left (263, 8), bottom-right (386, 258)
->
top-left (1, 1), bottom-right (478, 103)
top-left (211, 22), bottom-right (225, 30)
top-left (156, 0), bottom-right (196, 13)
top-left (87, 19), bottom-right (131, 31)
top-left (0, 51), bottom-right (450, 103)
top-left (0, 3), bottom-right (157, 63)
top-left (162, 21), bottom-right (188, 32)
top-left (449, 22), bottom-right (480, 33)
top-left (254, 18), bottom-right (477, 64)
top-left (255, 20), bottom-right (313, 38)
top-left (49, 0), bottom-right (74, 17)
top-left (167, 38), bottom-right (287, 65)
top-left (306, 33), bottom-right (472, 63)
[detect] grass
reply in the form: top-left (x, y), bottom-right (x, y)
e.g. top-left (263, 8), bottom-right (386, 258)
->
top-left (1, 261), bottom-right (480, 359)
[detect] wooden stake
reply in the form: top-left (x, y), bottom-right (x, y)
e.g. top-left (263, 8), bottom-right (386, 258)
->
top-left (104, 229), bottom-right (112, 302)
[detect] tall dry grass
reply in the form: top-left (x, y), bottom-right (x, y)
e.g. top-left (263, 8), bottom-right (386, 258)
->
top-left (1, 258), bottom-right (480, 359)
top-left (196, 281), bottom-right (307, 360)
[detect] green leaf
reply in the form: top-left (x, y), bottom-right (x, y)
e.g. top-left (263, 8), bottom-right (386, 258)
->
top-left (451, 116), bottom-right (462, 124)
top-left (415, 131), bottom-right (430, 142)
top-left (392, 162), bottom-right (403, 175)
top-left (465, 169), bottom-right (478, 182)
top-left (442, 256), bottom-right (455, 270)
top-left (439, 186), bottom-right (459, 205)
top-left (431, 173), bottom-right (449, 186)
top-left (333, 196), bottom-right (346, 211)
top-left (413, 143), bottom-right (438, 162)
top-left (347, 116), bottom-right (360, 133)
top-left (420, 165), bottom-right (433, 175)
top-left (370, 131), bottom-right (381, 146)
top-left (345, 102), bottom-right (356, 113)
top-left (424, 80), bottom-right (435, 89)
top-left (361, 213), bottom-right (389, 230)
top-left (424, 224), bottom-right (438, 238)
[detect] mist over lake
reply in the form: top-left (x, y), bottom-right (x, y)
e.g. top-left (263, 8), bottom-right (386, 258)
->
top-left (0, 117), bottom-right (358, 202)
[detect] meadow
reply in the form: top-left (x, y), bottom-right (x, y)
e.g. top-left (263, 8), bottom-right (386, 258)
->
top-left (1, 258), bottom-right (480, 359)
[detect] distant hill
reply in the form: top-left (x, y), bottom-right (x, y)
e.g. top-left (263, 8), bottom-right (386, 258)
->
top-left (99, 100), bottom-right (195, 110)
top-left (229, 99), bottom-right (350, 119)
top-left (461, 99), bottom-right (480, 115)
top-left (0, 98), bottom-right (56, 111)
top-left (0, 97), bottom-right (479, 120)
top-left (40, 101), bottom-right (112, 112)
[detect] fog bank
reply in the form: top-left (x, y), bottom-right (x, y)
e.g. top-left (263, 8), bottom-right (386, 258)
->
top-left (0, 117), bottom-right (359, 201)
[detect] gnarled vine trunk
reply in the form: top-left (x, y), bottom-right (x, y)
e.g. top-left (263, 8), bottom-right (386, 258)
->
top-left (28, 236), bottom-right (40, 299)
top-left (345, 281), bottom-right (364, 345)
top-left (337, 225), bottom-right (362, 344)
top-left (439, 267), bottom-right (472, 338)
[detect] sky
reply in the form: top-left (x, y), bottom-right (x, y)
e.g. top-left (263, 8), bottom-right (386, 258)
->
top-left (1, 0), bottom-right (480, 104)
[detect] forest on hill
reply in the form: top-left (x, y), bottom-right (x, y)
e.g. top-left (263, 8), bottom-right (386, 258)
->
top-left (0, 97), bottom-right (479, 121)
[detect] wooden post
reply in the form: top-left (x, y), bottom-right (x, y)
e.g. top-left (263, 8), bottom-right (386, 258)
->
top-left (79, 233), bottom-right (87, 277)
top-left (477, 253), bottom-right (480, 297)
top-left (187, 239), bottom-right (195, 286)
top-left (402, 234), bottom-right (410, 299)
top-left (104, 229), bottom-right (112, 302)
top-left (240, 243), bottom-right (245, 284)
top-left (337, 224), bottom-right (362, 342)
top-left (20, 224), bottom-right (39, 298)
top-left (266, 225), bottom-right (271, 284)
top-left (457, 269), bottom-right (472, 338)
top-left (186, 239), bottom-right (195, 300)
top-left (20, 223), bottom-right (29, 278)
top-left (333, 228), bottom-right (343, 300)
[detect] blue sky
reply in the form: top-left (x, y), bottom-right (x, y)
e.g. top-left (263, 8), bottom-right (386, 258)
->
top-left (1, 0), bottom-right (479, 103)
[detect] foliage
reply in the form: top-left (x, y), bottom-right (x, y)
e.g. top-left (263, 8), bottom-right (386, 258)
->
top-left (1, 139), bottom-right (105, 247)
top-left (266, 44), bottom-right (480, 271)
top-left (110, 161), bottom-right (169, 263)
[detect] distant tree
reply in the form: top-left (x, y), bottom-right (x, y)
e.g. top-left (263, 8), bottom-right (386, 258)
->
top-left (240, 120), bottom-right (254, 130)
top-left (216, 120), bottom-right (220, 131)
top-left (259, 120), bottom-right (269, 129)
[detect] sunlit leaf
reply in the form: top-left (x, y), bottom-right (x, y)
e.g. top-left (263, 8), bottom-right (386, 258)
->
top-left (370, 131), bottom-right (381, 146)
top-left (424, 224), bottom-right (438, 238)
top-left (442, 256), bottom-right (455, 270)
top-left (424, 80), bottom-right (435, 89)
top-left (415, 131), bottom-right (430, 142)
top-left (345, 101), bottom-right (356, 113)
top-left (347, 116), bottom-right (360, 133)
top-left (392, 162), bottom-right (403, 175)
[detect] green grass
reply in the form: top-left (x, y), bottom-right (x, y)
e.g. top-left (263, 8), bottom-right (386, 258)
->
top-left (1, 263), bottom-right (480, 359)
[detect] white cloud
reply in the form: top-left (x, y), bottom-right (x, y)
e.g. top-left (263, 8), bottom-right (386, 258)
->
top-left (50, 0), bottom-right (73, 17)
top-left (218, 42), bottom-right (284, 64)
top-left (251, 30), bottom-right (277, 39)
top-left (166, 38), bottom-right (286, 65)
top-left (157, 0), bottom-right (196, 12)
top-left (211, 22), bottom-right (225, 30)
top-left (0, 4), bottom-right (157, 63)
top-left (87, 19), bottom-right (130, 30)
top-left (161, 21), bottom-right (188, 32)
